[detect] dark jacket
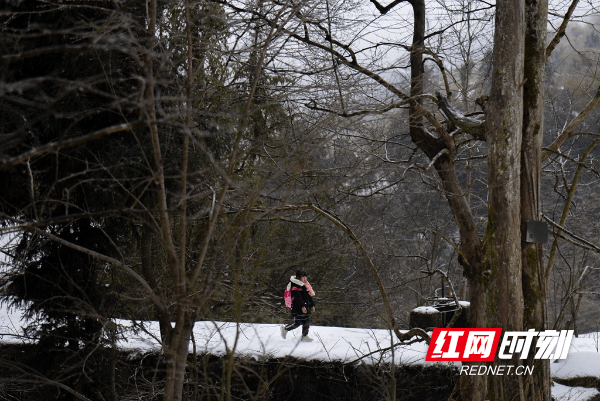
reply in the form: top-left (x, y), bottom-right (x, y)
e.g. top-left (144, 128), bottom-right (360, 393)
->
top-left (288, 276), bottom-right (315, 315)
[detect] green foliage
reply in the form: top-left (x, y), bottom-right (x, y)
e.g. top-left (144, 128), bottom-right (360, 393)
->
top-left (0, 0), bottom-right (142, 354)
top-left (5, 221), bottom-right (113, 346)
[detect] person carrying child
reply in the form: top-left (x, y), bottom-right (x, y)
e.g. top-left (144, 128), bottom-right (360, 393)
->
top-left (281, 270), bottom-right (315, 342)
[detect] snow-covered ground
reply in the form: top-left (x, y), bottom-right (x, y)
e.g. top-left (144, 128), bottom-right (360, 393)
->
top-left (1, 304), bottom-right (599, 400)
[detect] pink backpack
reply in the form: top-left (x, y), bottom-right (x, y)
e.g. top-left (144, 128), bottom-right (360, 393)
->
top-left (284, 283), bottom-right (292, 309)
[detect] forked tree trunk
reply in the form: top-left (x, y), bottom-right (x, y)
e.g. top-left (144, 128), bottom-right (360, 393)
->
top-left (370, 0), bottom-right (552, 397)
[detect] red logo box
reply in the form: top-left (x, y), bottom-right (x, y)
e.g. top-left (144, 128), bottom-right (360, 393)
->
top-left (425, 328), bottom-right (502, 361)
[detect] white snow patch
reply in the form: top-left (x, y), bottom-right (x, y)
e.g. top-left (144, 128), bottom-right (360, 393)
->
top-left (552, 383), bottom-right (599, 401)
top-left (412, 306), bottom-right (440, 314)
top-left (116, 318), bottom-right (441, 366)
top-left (552, 352), bottom-right (600, 379)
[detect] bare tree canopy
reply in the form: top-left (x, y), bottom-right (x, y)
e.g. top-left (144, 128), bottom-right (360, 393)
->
top-left (1, 0), bottom-right (600, 400)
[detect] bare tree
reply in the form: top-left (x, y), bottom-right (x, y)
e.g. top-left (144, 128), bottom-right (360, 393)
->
top-left (215, 0), bottom-right (600, 399)
top-left (0, 1), bottom-right (317, 400)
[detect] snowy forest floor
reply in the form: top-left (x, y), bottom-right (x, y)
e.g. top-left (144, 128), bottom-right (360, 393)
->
top-left (1, 305), bottom-right (600, 400)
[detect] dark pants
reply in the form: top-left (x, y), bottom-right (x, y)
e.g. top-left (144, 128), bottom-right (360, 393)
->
top-left (285, 313), bottom-right (310, 336)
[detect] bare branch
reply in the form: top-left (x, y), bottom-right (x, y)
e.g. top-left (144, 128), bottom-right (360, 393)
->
top-left (546, 0), bottom-right (580, 60)
top-left (542, 86), bottom-right (600, 161)
top-left (421, 269), bottom-right (463, 328)
top-left (24, 224), bottom-right (169, 317)
top-left (543, 214), bottom-right (600, 254)
top-left (369, 0), bottom-right (408, 15)
top-left (436, 92), bottom-right (486, 140)
top-left (0, 122), bottom-right (139, 170)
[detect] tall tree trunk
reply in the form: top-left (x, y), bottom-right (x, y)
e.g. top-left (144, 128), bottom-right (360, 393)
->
top-left (143, 1), bottom-right (193, 398)
top-left (485, 0), bottom-right (526, 399)
top-left (163, 310), bottom-right (196, 401)
top-left (435, 157), bottom-right (488, 401)
top-left (522, 0), bottom-right (550, 397)
top-left (408, 0), bottom-right (425, 140)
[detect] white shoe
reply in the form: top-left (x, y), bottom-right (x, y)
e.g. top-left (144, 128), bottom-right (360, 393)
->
top-left (280, 325), bottom-right (287, 339)
top-left (300, 335), bottom-right (313, 342)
